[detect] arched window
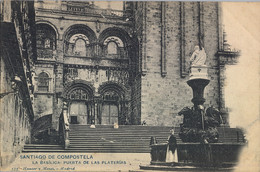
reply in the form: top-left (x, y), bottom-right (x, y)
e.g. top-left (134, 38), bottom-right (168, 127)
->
top-left (104, 36), bottom-right (124, 58)
top-left (38, 72), bottom-right (49, 92)
top-left (36, 24), bottom-right (56, 59)
top-left (36, 24), bottom-right (56, 49)
top-left (67, 34), bottom-right (89, 56)
top-left (107, 41), bottom-right (118, 55)
top-left (74, 39), bottom-right (87, 56)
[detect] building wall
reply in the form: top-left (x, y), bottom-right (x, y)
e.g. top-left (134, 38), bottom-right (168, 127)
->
top-left (33, 64), bottom-right (54, 120)
top-left (138, 2), bottom-right (220, 126)
top-left (0, 0), bottom-right (35, 167)
top-left (0, 56), bottom-right (31, 167)
top-left (33, 1), bottom-right (229, 128)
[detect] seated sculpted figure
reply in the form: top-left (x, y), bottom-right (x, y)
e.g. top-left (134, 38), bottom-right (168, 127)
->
top-left (190, 45), bottom-right (207, 66)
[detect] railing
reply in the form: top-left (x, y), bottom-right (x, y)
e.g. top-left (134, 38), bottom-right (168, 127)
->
top-left (65, 43), bottom-right (128, 59)
top-left (59, 108), bottom-right (70, 149)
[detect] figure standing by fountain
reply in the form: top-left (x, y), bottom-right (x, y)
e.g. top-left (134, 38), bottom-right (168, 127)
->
top-left (166, 129), bottom-right (178, 163)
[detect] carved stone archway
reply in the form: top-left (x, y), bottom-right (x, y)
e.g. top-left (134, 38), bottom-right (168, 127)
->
top-left (98, 82), bottom-right (130, 125)
top-left (63, 82), bottom-right (94, 124)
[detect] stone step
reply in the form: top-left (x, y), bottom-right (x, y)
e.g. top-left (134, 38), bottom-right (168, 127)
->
top-left (23, 148), bottom-right (150, 153)
top-left (69, 136), bottom-right (169, 139)
top-left (24, 144), bottom-right (62, 147)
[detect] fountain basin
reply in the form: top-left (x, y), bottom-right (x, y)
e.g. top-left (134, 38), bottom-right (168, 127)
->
top-left (150, 142), bottom-right (245, 167)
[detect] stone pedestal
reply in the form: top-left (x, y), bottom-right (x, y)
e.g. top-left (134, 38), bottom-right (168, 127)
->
top-left (187, 79), bottom-right (210, 106)
top-left (189, 65), bottom-right (209, 80)
top-left (187, 66), bottom-right (209, 106)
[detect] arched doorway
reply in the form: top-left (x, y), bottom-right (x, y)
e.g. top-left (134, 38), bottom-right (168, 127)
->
top-left (98, 83), bottom-right (127, 125)
top-left (69, 100), bottom-right (89, 124)
top-left (64, 83), bottom-right (94, 124)
top-left (101, 90), bottom-right (120, 125)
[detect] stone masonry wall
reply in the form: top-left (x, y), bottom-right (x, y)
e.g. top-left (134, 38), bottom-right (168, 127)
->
top-left (140, 2), bottom-right (220, 126)
top-left (0, 55), bottom-right (31, 167)
top-left (203, 2), bottom-right (220, 109)
top-left (131, 75), bottom-right (141, 125)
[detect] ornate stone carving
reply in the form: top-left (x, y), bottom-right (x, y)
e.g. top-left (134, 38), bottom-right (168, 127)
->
top-left (67, 88), bottom-right (89, 100)
top-left (103, 90), bottom-right (120, 101)
top-left (178, 106), bottom-right (221, 143)
top-left (64, 68), bottom-right (78, 85)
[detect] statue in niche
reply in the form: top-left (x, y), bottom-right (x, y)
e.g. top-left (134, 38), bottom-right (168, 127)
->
top-left (44, 38), bottom-right (51, 49)
top-left (190, 45), bottom-right (207, 66)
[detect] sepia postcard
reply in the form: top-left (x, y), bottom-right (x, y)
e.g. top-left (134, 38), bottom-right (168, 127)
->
top-left (0, 1), bottom-right (259, 171)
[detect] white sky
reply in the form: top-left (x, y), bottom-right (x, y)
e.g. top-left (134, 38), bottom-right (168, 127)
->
top-left (223, 2), bottom-right (260, 171)
top-left (223, 2), bottom-right (259, 129)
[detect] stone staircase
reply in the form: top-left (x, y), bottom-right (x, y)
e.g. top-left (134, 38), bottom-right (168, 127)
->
top-left (23, 125), bottom-right (172, 153)
top-left (68, 125), bottom-right (174, 153)
top-left (23, 144), bottom-right (64, 152)
top-left (23, 125), bottom-right (245, 153)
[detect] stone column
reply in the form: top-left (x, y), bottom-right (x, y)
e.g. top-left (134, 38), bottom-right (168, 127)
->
top-left (93, 95), bottom-right (101, 124)
top-left (53, 38), bottom-right (64, 130)
top-left (219, 63), bottom-right (229, 126)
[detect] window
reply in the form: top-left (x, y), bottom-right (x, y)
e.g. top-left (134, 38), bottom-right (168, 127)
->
top-left (74, 39), bottom-right (86, 56)
top-left (104, 36), bottom-right (124, 58)
top-left (67, 34), bottom-right (89, 56)
top-left (36, 24), bottom-right (56, 59)
top-left (107, 41), bottom-right (118, 55)
top-left (38, 72), bottom-right (49, 92)
top-left (36, 24), bottom-right (56, 49)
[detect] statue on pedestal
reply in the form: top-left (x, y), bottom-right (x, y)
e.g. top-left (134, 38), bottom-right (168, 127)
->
top-left (190, 45), bottom-right (207, 66)
top-left (189, 46), bottom-right (208, 79)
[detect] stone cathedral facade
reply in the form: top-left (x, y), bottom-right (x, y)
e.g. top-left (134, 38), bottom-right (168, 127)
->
top-left (32, 1), bottom-right (237, 135)
top-left (0, 1), bottom-right (240, 166)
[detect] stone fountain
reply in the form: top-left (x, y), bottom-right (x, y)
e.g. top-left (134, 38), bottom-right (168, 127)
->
top-left (178, 46), bottom-right (221, 144)
top-left (140, 46), bottom-right (246, 171)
